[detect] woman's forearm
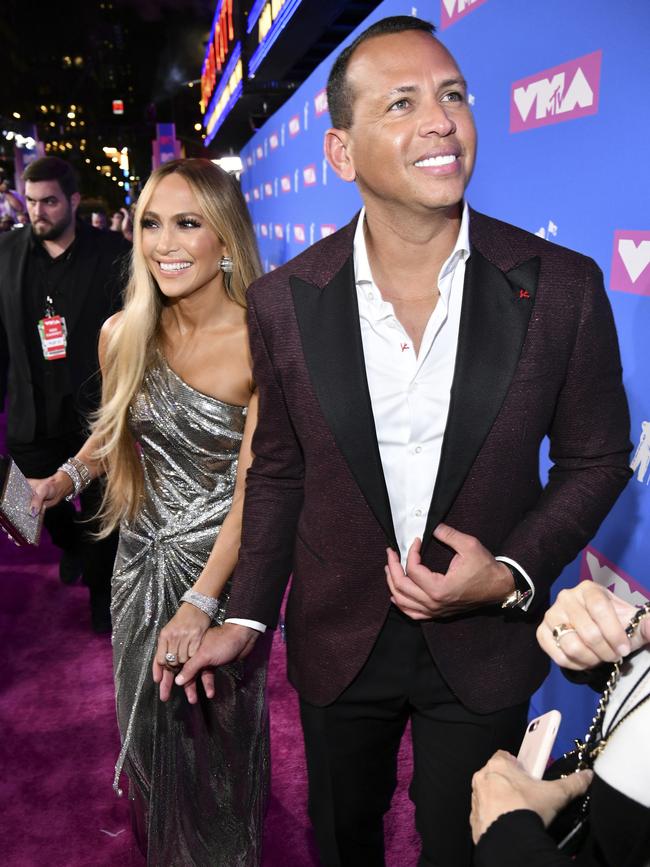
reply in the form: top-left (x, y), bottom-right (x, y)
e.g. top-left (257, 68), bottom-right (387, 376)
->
top-left (190, 495), bottom-right (243, 599)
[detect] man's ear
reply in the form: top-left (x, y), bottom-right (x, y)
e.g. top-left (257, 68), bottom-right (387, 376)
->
top-left (70, 191), bottom-right (81, 215)
top-left (324, 128), bottom-right (356, 183)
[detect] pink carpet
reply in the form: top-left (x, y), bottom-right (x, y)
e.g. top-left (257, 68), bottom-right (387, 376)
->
top-left (0, 472), bottom-right (417, 865)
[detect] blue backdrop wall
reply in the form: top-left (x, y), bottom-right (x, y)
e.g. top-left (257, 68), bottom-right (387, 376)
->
top-left (239, 0), bottom-right (650, 753)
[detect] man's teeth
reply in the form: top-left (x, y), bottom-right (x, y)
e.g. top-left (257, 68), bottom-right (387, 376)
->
top-left (415, 155), bottom-right (457, 167)
top-left (159, 262), bottom-right (192, 272)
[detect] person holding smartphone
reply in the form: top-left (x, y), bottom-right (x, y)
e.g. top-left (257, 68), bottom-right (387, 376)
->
top-left (470, 580), bottom-right (650, 867)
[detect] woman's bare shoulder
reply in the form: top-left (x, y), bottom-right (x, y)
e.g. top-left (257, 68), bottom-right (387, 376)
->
top-left (98, 311), bottom-right (124, 367)
top-left (101, 310), bottom-right (124, 336)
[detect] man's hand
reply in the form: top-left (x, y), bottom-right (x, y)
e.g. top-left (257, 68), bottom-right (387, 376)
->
top-left (470, 750), bottom-right (592, 843)
top-left (173, 622), bottom-right (260, 704)
top-left (537, 581), bottom-right (649, 670)
top-left (384, 524), bottom-right (513, 619)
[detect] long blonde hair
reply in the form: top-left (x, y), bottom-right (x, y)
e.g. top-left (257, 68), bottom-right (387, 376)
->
top-left (93, 158), bottom-right (262, 533)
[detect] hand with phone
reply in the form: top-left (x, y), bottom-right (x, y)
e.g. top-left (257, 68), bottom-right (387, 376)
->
top-left (516, 709), bottom-right (561, 778)
top-left (470, 750), bottom-right (593, 845)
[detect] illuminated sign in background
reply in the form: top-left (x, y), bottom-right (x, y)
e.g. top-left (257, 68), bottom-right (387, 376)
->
top-left (200, 0), bottom-right (304, 145)
top-left (201, 0), bottom-right (236, 114)
top-left (239, 0), bottom-right (650, 753)
top-left (152, 123), bottom-right (181, 169)
top-left (201, 0), bottom-right (237, 144)
top-left (249, 0), bottom-right (304, 75)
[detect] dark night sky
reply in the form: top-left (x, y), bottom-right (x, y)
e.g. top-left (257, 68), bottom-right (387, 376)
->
top-left (1, 0), bottom-right (214, 206)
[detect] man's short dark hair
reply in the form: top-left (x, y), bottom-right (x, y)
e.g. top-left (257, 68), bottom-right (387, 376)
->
top-left (23, 157), bottom-right (78, 199)
top-left (326, 16), bottom-right (436, 130)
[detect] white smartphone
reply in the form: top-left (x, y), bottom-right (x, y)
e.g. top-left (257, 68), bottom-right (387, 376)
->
top-left (516, 709), bottom-right (562, 778)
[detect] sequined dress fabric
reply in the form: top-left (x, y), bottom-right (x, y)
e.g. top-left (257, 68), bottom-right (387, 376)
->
top-left (111, 354), bottom-right (269, 866)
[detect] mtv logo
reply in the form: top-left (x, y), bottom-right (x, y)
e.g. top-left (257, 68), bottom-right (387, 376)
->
top-left (264, 182), bottom-right (273, 197)
top-left (256, 146), bottom-right (263, 159)
top-left (261, 224), bottom-right (268, 238)
top-left (631, 420), bottom-right (650, 485)
top-left (440, 0), bottom-right (488, 30)
top-left (269, 132), bottom-right (279, 150)
top-left (281, 175), bottom-right (291, 193)
top-left (580, 547), bottom-right (649, 607)
top-left (294, 224), bottom-right (306, 243)
top-left (510, 51), bottom-right (601, 133)
top-left (321, 224), bottom-right (336, 238)
top-left (303, 165), bottom-right (317, 186)
top-left (610, 230), bottom-right (650, 295)
top-left (314, 88), bottom-right (328, 117)
top-left (253, 187), bottom-right (260, 200)
top-left (535, 220), bottom-right (559, 240)
top-left (289, 115), bottom-right (301, 137)
top-left (274, 224), bottom-right (284, 240)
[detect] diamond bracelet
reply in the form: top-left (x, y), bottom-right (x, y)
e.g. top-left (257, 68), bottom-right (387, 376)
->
top-left (58, 456), bottom-right (93, 501)
top-left (180, 589), bottom-right (221, 620)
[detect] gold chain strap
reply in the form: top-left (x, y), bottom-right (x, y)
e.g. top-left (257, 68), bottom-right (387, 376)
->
top-left (573, 601), bottom-right (650, 770)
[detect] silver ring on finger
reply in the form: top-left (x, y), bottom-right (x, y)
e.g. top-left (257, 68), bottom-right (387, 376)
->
top-left (164, 651), bottom-right (178, 665)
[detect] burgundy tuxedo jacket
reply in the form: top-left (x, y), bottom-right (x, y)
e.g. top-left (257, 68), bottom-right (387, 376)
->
top-left (228, 209), bottom-right (631, 712)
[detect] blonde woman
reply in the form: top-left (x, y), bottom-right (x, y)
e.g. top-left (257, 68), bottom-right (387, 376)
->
top-left (30, 159), bottom-right (269, 866)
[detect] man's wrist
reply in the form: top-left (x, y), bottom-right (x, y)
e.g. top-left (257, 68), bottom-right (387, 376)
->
top-left (496, 557), bottom-right (535, 611)
top-left (225, 617), bottom-right (267, 634)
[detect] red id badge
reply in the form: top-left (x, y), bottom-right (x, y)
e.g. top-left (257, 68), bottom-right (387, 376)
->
top-left (37, 315), bottom-right (67, 360)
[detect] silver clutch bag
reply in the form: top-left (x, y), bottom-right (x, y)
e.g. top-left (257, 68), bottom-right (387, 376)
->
top-left (0, 457), bottom-right (44, 546)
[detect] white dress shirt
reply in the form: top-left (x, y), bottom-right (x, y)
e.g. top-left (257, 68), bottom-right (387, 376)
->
top-left (228, 204), bottom-right (533, 632)
top-left (354, 205), bottom-right (468, 568)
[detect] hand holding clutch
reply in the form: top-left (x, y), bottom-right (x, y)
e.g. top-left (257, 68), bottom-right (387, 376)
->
top-left (0, 457), bottom-right (44, 546)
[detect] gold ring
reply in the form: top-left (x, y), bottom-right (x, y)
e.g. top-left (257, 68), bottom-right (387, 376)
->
top-left (551, 623), bottom-right (577, 647)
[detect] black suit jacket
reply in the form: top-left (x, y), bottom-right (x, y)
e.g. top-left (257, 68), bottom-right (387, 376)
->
top-left (228, 209), bottom-right (632, 711)
top-left (0, 222), bottom-right (130, 444)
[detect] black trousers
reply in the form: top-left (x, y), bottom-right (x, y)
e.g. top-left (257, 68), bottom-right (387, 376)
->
top-left (9, 431), bottom-right (117, 615)
top-left (300, 607), bottom-right (529, 867)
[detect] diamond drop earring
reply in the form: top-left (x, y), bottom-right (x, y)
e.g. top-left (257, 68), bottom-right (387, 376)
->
top-left (219, 255), bottom-right (233, 273)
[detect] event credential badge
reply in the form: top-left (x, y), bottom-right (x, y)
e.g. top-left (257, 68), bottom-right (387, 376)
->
top-left (37, 314), bottom-right (67, 360)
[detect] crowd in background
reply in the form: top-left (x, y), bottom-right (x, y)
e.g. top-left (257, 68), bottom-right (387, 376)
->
top-left (0, 164), bottom-right (133, 242)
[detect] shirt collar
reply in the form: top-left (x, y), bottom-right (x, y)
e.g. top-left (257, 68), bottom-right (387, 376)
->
top-left (353, 201), bottom-right (471, 292)
top-left (30, 225), bottom-right (79, 263)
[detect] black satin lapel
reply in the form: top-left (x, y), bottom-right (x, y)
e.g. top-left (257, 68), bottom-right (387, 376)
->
top-left (421, 251), bottom-right (539, 551)
top-left (505, 256), bottom-right (540, 302)
top-left (291, 259), bottom-right (397, 549)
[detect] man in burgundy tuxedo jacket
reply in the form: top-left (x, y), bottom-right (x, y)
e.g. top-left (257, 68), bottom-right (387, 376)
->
top-left (178, 17), bottom-right (631, 867)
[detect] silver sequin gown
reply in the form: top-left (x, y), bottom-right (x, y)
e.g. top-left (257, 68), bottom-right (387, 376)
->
top-left (111, 354), bottom-right (269, 867)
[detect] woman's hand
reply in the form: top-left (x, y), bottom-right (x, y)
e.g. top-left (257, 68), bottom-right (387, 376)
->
top-left (470, 751), bottom-right (592, 844)
top-left (537, 581), bottom-right (649, 670)
top-left (28, 471), bottom-right (74, 515)
top-left (153, 602), bottom-right (212, 701)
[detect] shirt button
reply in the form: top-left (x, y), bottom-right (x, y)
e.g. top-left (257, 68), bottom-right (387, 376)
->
top-left (414, 445), bottom-right (422, 454)
top-left (367, 291), bottom-right (374, 300)
top-left (414, 508), bottom-right (423, 517)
